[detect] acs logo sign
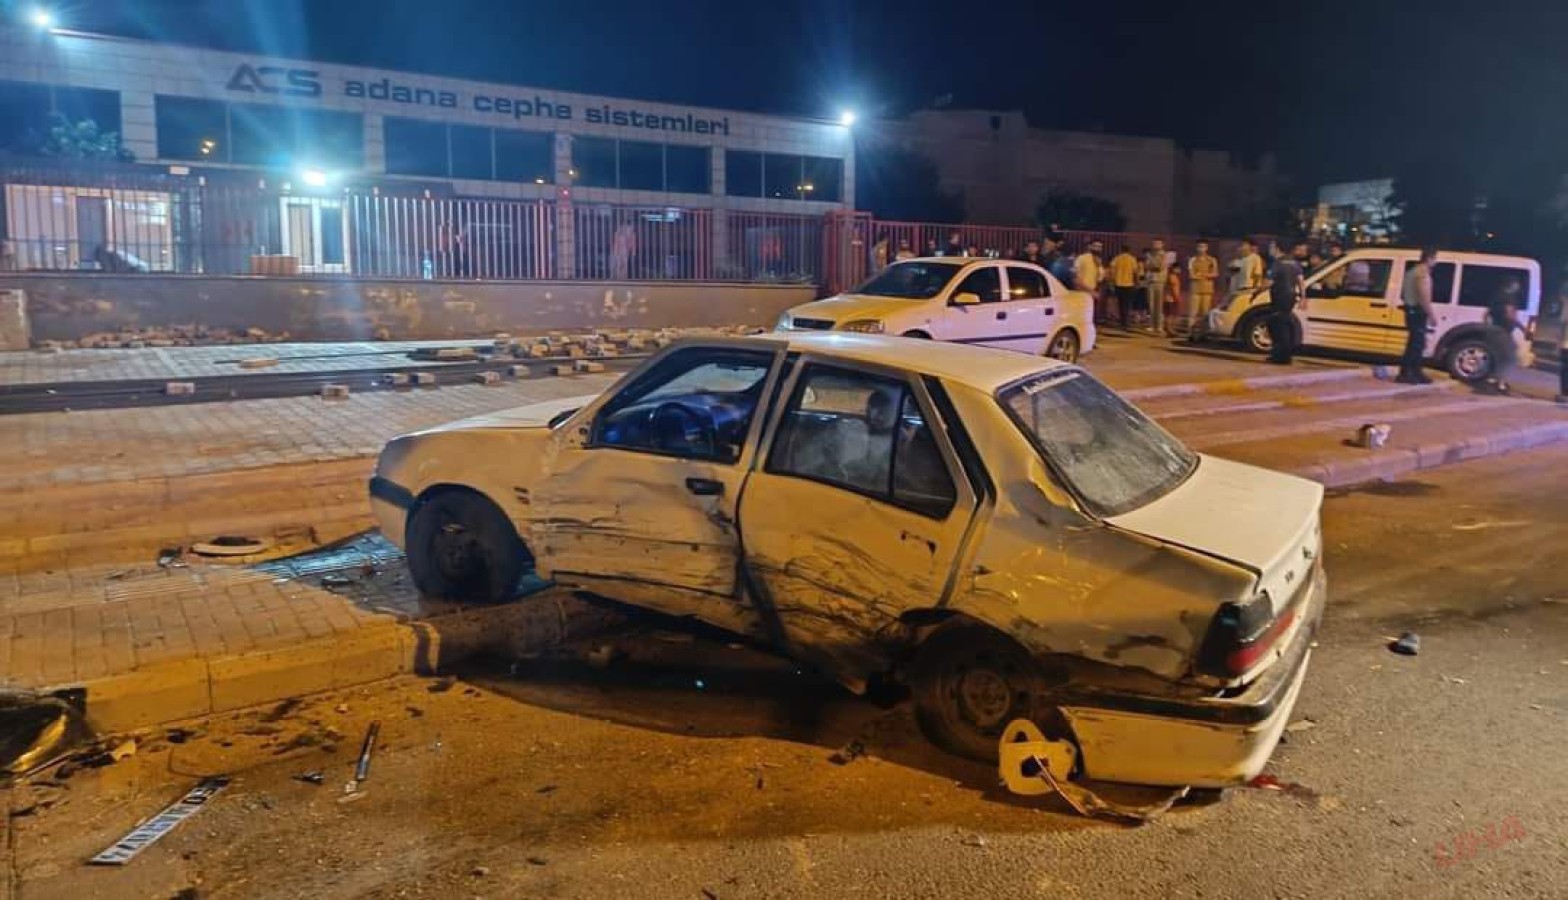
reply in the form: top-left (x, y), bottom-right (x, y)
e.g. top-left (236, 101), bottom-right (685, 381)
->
top-left (226, 64), bottom-right (322, 98)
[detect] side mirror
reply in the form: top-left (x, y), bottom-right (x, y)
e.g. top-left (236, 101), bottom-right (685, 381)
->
top-left (951, 292), bottom-right (981, 306)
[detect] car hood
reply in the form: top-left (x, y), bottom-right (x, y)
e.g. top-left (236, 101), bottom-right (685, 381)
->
top-left (416, 394), bottom-right (600, 434)
top-left (788, 294), bottom-right (928, 324)
top-left (1106, 455), bottom-right (1322, 612)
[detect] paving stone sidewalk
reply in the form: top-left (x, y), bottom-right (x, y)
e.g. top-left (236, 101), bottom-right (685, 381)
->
top-left (0, 374), bottom-right (620, 493)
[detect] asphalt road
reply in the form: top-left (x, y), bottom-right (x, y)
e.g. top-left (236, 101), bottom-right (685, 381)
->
top-left (7, 446), bottom-right (1568, 899)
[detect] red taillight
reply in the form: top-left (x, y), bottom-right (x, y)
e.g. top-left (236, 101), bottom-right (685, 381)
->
top-left (1197, 594), bottom-right (1298, 678)
top-left (1221, 606), bottom-right (1298, 675)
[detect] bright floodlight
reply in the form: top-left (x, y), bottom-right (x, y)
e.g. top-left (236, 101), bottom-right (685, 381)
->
top-left (30, 8), bottom-right (54, 28)
top-left (300, 168), bottom-right (328, 188)
top-left (839, 109), bottom-right (857, 127)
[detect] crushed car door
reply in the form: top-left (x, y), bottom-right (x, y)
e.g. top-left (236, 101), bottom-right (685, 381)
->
top-left (739, 361), bottom-right (979, 687)
top-left (532, 344), bottom-right (784, 628)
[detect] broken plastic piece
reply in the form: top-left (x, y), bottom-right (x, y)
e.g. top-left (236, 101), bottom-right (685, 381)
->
top-left (1390, 632), bottom-right (1420, 656)
top-left (999, 719), bottom-right (1188, 823)
top-left (472, 371), bottom-right (502, 386)
top-left (294, 771), bottom-right (325, 786)
top-left (320, 383), bottom-right (350, 400)
top-left (1354, 423), bottom-right (1392, 449)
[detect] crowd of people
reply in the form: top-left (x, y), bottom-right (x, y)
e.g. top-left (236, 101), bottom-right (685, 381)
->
top-left (870, 228), bottom-right (1349, 341)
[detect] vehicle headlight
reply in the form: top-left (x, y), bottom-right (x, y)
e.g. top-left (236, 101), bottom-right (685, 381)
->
top-left (775, 312), bottom-right (793, 331)
top-left (840, 319), bottom-right (884, 334)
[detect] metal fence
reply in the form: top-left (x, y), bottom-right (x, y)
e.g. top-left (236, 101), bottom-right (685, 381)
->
top-left (1, 160), bottom-right (1267, 290)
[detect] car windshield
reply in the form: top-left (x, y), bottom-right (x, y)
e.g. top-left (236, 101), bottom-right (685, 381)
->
top-left (851, 261), bottom-right (963, 299)
top-left (998, 370), bottom-right (1197, 518)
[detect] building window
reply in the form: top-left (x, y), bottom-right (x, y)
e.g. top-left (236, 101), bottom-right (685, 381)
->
top-left (618, 139), bottom-right (664, 191)
top-left (725, 150), bottom-right (763, 197)
top-left (156, 96), bottom-right (228, 162)
top-left (495, 129), bottom-right (552, 183)
top-left (665, 145), bottom-right (710, 194)
top-left (213, 102), bottom-right (363, 169)
top-left (3, 81), bottom-right (121, 154)
top-left (801, 155), bottom-right (843, 203)
top-left (573, 136), bottom-right (618, 188)
top-left (383, 117), bottom-right (448, 177)
top-left (763, 153), bottom-right (803, 199)
top-left (449, 124), bottom-right (493, 180)
top-left (228, 103), bottom-right (291, 167)
top-left (53, 86), bottom-right (121, 135)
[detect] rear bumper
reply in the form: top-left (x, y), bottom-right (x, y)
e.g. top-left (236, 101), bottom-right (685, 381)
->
top-left (1059, 566), bottom-right (1325, 787)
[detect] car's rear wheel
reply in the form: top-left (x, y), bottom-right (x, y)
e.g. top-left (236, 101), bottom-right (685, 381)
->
top-left (1238, 309), bottom-right (1273, 354)
top-left (407, 490), bottom-right (531, 604)
top-left (910, 621), bottom-right (1057, 762)
top-left (1046, 329), bottom-right (1080, 363)
top-left (1445, 336), bottom-right (1495, 383)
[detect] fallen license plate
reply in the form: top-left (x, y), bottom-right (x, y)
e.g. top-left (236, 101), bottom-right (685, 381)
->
top-left (88, 777), bottom-right (230, 865)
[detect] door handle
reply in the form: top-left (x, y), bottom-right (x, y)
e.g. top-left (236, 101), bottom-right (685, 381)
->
top-left (1045, 307), bottom-right (1056, 315)
top-left (996, 310), bottom-right (1008, 320)
top-left (685, 477), bottom-right (724, 496)
top-left (1369, 302), bottom-right (1389, 308)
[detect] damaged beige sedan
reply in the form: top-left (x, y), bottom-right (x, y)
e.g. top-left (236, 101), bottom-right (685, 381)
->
top-left (370, 334), bottom-right (1325, 788)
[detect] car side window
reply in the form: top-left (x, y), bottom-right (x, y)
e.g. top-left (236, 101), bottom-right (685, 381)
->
top-left (593, 348), bottom-right (774, 463)
top-left (952, 266), bottom-right (1004, 303)
top-left (1311, 259), bottom-right (1391, 297)
top-left (1456, 264), bottom-right (1528, 309)
top-left (1405, 261), bottom-right (1456, 305)
top-left (767, 365), bottom-right (957, 519)
top-left (1006, 266), bottom-right (1050, 300)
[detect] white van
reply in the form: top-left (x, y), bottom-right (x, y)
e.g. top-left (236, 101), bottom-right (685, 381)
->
top-left (1201, 249), bottom-right (1539, 381)
top-left (776, 257), bottom-right (1097, 363)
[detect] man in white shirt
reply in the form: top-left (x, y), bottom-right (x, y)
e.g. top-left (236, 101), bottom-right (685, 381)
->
top-left (1230, 238), bottom-right (1264, 295)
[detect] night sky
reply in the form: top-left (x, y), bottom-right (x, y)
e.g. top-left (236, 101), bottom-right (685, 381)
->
top-left (14, 0), bottom-right (1565, 188)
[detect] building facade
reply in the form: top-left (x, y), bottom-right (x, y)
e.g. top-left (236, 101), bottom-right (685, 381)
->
top-left (875, 109), bottom-right (1282, 236)
top-left (0, 27), bottom-right (854, 280)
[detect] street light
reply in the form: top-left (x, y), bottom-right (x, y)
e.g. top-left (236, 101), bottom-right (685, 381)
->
top-left (30, 7), bottom-right (54, 29)
top-left (300, 168), bottom-right (329, 188)
top-left (839, 109), bottom-right (857, 128)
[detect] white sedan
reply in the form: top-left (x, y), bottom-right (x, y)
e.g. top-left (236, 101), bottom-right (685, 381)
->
top-left (370, 333), bottom-right (1323, 787)
top-left (777, 257), bottom-right (1096, 363)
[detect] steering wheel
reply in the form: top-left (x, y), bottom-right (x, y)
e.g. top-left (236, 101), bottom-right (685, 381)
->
top-left (650, 402), bottom-right (717, 457)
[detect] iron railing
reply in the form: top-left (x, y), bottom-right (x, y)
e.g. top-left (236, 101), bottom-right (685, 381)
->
top-left (1, 160), bottom-right (1270, 292)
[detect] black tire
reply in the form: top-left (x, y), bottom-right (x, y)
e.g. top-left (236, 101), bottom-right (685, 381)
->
top-left (1444, 336), bottom-right (1495, 383)
top-left (1237, 309), bottom-right (1273, 355)
top-left (1045, 328), bottom-right (1080, 362)
top-left (406, 490), bottom-right (531, 604)
top-left (910, 621), bottom-right (1056, 763)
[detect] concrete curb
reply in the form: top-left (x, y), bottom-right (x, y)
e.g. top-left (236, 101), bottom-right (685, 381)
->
top-left (1287, 419), bottom-right (1568, 488)
top-left (1122, 366), bottom-right (1364, 402)
top-left (55, 590), bottom-right (621, 734)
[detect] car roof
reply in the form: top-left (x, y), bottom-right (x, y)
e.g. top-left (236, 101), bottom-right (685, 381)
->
top-left (715, 332), bottom-right (1071, 391)
top-left (1341, 247), bottom-right (1539, 268)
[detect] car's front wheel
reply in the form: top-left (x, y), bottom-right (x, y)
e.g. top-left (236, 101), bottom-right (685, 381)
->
top-left (1445, 336), bottom-right (1495, 383)
top-left (406, 490), bottom-right (531, 604)
top-left (910, 621), bottom-right (1058, 762)
top-left (1238, 309), bottom-right (1273, 354)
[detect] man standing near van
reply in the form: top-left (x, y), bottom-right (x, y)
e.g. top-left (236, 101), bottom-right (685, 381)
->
top-left (1265, 240), bottom-right (1305, 365)
top-left (1232, 239), bottom-right (1265, 294)
top-left (1187, 240), bottom-right (1220, 325)
top-left (1398, 248), bottom-right (1438, 384)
